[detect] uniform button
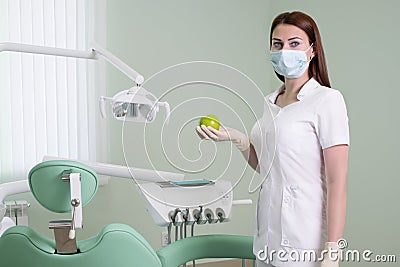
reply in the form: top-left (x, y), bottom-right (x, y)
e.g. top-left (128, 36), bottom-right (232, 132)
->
top-left (283, 239), bottom-right (289, 245)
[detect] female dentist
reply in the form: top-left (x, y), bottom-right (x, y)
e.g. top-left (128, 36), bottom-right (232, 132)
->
top-left (196, 11), bottom-right (349, 267)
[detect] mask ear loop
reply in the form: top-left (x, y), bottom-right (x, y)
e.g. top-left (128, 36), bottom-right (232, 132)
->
top-left (307, 43), bottom-right (315, 62)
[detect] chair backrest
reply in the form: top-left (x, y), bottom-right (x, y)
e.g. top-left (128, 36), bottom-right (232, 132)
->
top-left (157, 234), bottom-right (255, 267)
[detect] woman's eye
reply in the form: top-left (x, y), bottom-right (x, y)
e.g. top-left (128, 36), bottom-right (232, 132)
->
top-left (272, 42), bottom-right (282, 48)
top-left (290, 41), bottom-right (300, 47)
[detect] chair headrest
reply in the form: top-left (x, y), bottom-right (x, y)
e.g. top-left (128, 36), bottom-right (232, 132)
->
top-left (28, 160), bottom-right (98, 213)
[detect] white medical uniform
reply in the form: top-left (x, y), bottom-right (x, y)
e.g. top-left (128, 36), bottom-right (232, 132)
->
top-left (251, 78), bottom-right (349, 267)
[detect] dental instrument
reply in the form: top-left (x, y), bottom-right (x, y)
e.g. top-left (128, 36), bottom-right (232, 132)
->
top-left (148, 181), bottom-right (252, 267)
top-left (140, 180), bottom-right (235, 227)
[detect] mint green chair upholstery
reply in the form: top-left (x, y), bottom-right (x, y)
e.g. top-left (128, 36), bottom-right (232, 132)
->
top-left (0, 223), bottom-right (162, 267)
top-left (0, 160), bottom-right (162, 267)
top-left (157, 234), bottom-right (255, 267)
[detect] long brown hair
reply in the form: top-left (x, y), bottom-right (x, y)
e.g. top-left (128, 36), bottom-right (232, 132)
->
top-left (270, 11), bottom-right (331, 87)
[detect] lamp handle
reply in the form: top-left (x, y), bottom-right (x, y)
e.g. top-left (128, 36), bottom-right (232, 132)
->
top-left (159, 102), bottom-right (170, 125)
top-left (99, 96), bottom-right (113, 119)
top-left (99, 97), bottom-right (107, 119)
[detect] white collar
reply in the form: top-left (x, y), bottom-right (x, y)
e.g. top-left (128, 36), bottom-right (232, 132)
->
top-left (268, 78), bottom-right (320, 104)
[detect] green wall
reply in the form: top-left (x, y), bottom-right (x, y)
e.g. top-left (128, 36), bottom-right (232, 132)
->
top-left (10, 1), bottom-right (399, 265)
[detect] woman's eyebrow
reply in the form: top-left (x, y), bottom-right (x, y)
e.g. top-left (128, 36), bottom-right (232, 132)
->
top-left (288, 37), bottom-right (303, 41)
top-left (272, 37), bottom-right (303, 41)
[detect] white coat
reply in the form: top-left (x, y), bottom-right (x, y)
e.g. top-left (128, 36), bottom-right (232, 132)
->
top-left (251, 78), bottom-right (350, 266)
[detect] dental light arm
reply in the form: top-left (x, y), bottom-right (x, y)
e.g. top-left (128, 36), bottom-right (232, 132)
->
top-left (0, 42), bottom-right (144, 85)
top-left (91, 42), bottom-right (144, 85)
top-left (43, 156), bottom-right (184, 182)
top-left (0, 42), bottom-right (95, 59)
top-left (0, 180), bottom-right (30, 203)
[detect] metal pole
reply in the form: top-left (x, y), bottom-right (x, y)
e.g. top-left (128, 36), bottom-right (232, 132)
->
top-left (0, 42), bottom-right (95, 59)
top-left (0, 42), bottom-right (144, 85)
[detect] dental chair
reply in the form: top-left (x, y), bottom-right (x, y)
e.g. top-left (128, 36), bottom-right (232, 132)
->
top-left (0, 160), bottom-right (162, 267)
top-left (0, 160), bottom-right (255, 267)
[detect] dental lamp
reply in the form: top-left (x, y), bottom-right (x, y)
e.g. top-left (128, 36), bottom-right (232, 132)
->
top-left (99, 86), bottom-right (170, 124)
top-left (0, 42), bottom-right (169, 124)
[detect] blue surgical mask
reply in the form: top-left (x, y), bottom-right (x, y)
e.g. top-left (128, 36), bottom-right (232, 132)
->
top-left (269, 44), bottom-right (313, 78)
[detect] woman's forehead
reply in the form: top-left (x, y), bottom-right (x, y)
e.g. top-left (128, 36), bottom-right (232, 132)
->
top-left (272, 24), bottom-right (308, 41)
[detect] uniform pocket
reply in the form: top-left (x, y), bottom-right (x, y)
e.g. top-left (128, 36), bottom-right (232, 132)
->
top-left (280, 184), bottom-right (326, 250)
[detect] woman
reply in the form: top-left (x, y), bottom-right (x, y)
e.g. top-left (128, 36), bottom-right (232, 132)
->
top-left (196, 11), bottom-right (349, 267)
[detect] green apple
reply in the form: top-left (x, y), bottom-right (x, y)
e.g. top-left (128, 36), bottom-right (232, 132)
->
top-left (199, 114), bottom-right (220, 130)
